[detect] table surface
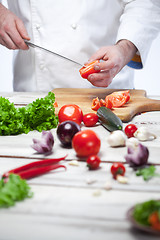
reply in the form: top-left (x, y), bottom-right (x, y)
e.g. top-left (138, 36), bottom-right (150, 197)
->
top-left (0, 92), bottom-right (160, 240)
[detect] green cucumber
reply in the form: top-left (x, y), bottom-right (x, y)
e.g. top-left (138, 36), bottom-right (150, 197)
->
top-left (97, 107), bottom-right (123, 132)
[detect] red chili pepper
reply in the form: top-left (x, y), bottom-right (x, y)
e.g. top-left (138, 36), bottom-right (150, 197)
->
top-left (2, 155), bottom-right (67, 179)
top-left (17, 164), bottom-right (66, 179)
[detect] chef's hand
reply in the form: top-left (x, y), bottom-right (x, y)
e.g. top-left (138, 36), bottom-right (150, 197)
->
top-left (0, 3), bottom-right (30, 50)
top-left (86, 40), bottom-right (137, 87)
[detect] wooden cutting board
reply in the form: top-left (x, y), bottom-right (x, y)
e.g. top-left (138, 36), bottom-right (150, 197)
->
top-left (52, 88), bottom-right (160, 122)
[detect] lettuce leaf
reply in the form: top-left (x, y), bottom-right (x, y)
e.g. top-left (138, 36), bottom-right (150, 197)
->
top-left (0, 92), bottom-right (58, 135)
top-left (0, 174), bottom-right (33, 208)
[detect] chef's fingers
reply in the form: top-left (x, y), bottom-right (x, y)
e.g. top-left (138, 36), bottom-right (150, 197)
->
top-left (94, 60), bottom-right (115, 72)
top-left (7, 19), bottom-right (29, 50)
top-left (87, 46), bottom-right (110, 63)
top-left (16, 18), bottom-right (30, 40)
top-left (0, 32), bottom-right (18, 49)
top-left (0, 38), bottom-right (8, 48)
top-left (87, 67), bottom-right (118, 87)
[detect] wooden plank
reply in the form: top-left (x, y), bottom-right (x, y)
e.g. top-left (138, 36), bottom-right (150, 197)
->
top-left (1, 213), bottom-right (159, 240)
top-left (1, 158), bottom-right (160, 192)
top-left (0, 121), bottom-right (160, 163)
top-left (0, 185), bottom-right (160, 240)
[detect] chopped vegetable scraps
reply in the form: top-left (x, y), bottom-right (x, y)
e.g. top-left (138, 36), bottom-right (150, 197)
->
top-left (0, 92), bottom-right (58, 135)
top-left (0, 174), bottom-right (33, 208)
top-left (91, 90), bottom-right (130, 111)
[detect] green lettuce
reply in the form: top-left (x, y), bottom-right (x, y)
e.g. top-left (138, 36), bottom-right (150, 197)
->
top-left (0, 174), bottom-right (33, 208)
top-left (0, 92), bottom-right (58, 135)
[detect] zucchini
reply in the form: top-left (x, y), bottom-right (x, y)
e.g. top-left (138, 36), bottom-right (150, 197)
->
top-left (97, 107), bottom-right (123, 132)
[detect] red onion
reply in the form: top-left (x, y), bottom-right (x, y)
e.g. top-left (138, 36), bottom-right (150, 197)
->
top-left (31, 131), bottom-right (54, 154)
top-left (125, 143), bottom-right (149, 167)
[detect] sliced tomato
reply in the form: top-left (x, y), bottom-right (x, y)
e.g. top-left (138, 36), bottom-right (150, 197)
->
top-left (79, 60), bottom-right (100, 79)
top-left (104, 98), bottom-right (113, 109)
top-left (105, 90), bottom-right (130, 108)
top-left (91, 97), bottom-right (101, 111)
top-left (99, 99), bottom-right (106, 107)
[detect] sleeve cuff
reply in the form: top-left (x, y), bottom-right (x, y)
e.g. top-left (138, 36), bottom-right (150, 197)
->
top-left (127, 53), bottom-right (143, 69)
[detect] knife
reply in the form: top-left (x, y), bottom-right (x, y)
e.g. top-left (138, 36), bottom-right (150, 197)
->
top-left (25, 40), bottom-right (84, 67)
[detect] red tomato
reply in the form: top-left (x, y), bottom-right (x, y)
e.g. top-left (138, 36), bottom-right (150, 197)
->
top-left (105, 90), bottom-right (130, 108)
top-left (83, 113), bottom-right (98, 127)
top-left (91, 97), bottom-right (101, 111)
top-left (58, 104), bottom-right (83, 125)
top-left (79, 60), bottom-right (100, 79)
top-left (124, 124), bottom-right (138, 138)
top-left (110, 162), bottom-right (126, 179)
top-left (72, 129), bottom-right (101, 157)
top-left (87, 155), bottom-right (101, 170)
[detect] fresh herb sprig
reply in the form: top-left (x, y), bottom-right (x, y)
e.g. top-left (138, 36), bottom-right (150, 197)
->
top-left (0, 92), bottom-right (58, 135)
top-left (0, 174), bottom-right (33, 208)
top-left (136, 165), bottom-right (160, 181)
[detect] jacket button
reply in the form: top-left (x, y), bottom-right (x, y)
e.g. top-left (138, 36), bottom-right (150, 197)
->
top-left (71, 23), bottom-right (77, 29)
top-left (36, 24), bottom-right (41, 30)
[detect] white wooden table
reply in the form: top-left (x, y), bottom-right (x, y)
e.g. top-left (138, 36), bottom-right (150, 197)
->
top-left (0, 92), bottom-right (160, 240)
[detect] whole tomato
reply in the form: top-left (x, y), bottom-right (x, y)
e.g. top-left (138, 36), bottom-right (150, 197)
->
top-left (83, 113), bottom-right (98, 127)
top-left (72, 129), bottom-right (101, 157)
top-left (87, 155), bottom-right (101, 170)
top-left (110, 162), bottom-right (126, 179)
top-left (58, 104), bottom-right (83, 125)
top-left (124, 124), bottom-right (138, 138)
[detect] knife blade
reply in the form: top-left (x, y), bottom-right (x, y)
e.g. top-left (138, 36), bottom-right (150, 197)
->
top-left (25, 40), bottom-right (84, 67)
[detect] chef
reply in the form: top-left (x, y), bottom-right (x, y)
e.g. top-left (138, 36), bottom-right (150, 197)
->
top-left (0, 0), bottom-right (160, 92)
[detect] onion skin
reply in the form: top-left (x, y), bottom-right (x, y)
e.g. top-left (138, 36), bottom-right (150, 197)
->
top-left (125, 143), bottom-right (149, 167)
top-left (31, 130), bottom-right (54, 154)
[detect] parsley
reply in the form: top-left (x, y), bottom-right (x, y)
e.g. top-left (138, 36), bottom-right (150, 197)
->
top-left (0, 92), bottom-right (58, 135)
top-left (0, 174), bottom-right (33, 208)
top-left (136, 165), bottom-right (160, 181)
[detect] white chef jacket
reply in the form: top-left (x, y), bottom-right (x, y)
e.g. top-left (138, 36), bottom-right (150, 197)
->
top-left (4, 0), bottom-right (160, 91)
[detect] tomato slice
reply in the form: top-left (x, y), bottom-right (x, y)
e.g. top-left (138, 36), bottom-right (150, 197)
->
top-left (91, 97), bottom-right (101, 111)
top-left (105, 90), bottom-right (130, 108)
top-left (104, 98), bottom-right (113, 109)
top-left (79, 60), bottom-right (100, 79)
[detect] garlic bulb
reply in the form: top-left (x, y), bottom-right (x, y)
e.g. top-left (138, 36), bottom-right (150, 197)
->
top-left (107, 130), bottom-right (126, 147)
top-left (134, 126), bottom-right (156, 141)
top-left (126, 137), bottom-right (139, 149)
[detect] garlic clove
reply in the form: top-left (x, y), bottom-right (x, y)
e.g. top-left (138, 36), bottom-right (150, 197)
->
top-left (126, 137), bottom-right (139, 149)
top-left (117, 175), bottom-right (128, 184)
top-left (134, 126), bottom-right (156, 141)
top-left (107, 130), bottom-right (126, 147)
